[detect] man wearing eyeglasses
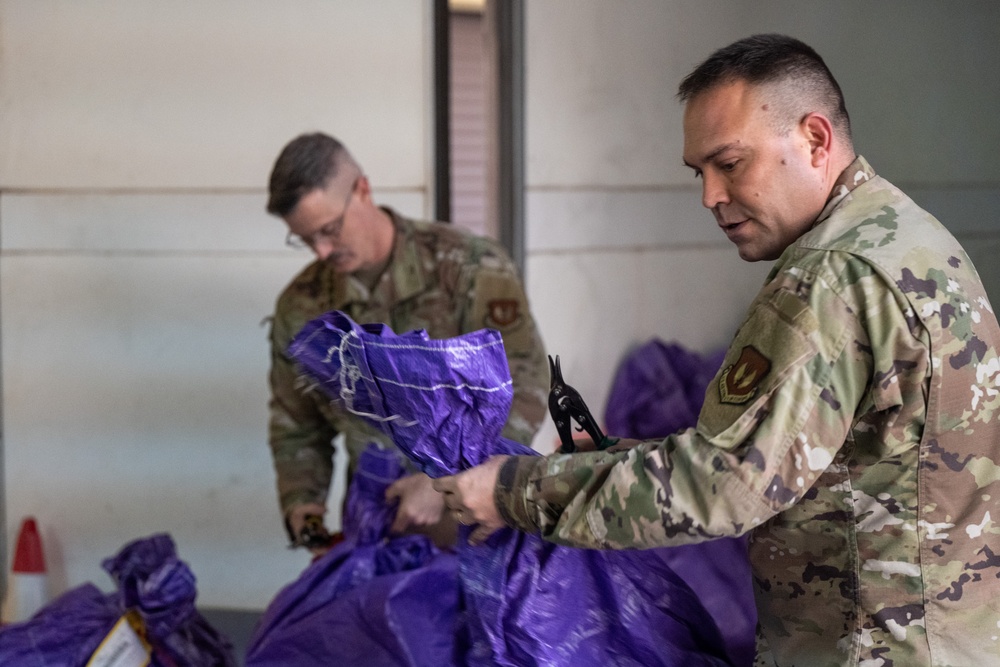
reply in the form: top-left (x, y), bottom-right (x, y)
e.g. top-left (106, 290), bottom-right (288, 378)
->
top-left (264, 132), bottom-right (548, 553)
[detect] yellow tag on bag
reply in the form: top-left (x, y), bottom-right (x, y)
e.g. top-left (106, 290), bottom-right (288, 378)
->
top-left (86, 611), bottom-right (151, 667)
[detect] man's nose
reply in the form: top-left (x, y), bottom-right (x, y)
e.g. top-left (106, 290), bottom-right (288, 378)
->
top-left (701, 171), bottom-right (730, 210)
top-left (312, 237), bottom-right (335, 261)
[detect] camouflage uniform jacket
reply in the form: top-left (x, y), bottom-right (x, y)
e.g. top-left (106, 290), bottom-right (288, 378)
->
top-left (269, 208), bottom-right (548, 515)
top-left (494, 157), bottom-right (1000, 666)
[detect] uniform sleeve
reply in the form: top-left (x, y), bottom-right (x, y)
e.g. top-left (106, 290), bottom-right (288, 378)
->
top-left (464, 252), bottom-right (549, 446)
top-left (267, 300), bottom-right (338, 516)
top-left (494, 268), bottom-right (876, 549)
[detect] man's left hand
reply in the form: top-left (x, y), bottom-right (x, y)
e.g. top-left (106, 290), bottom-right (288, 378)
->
top-left (385, 472), bottom-right (446, 535)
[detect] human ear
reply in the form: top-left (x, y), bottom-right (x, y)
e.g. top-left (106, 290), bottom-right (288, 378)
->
top-left (355, 175), bottom-right (373, 204)
top-left (801, 113), bottom-right (834, 167)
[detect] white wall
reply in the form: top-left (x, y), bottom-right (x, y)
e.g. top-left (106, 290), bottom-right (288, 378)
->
top-left (1, 0), bottom-right (432, 609)
top-left (523, 0), bottom-right (1000, 450)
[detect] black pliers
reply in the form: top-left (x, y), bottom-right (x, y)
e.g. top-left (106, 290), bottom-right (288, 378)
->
top-left (548, 355), bottom-right (616, 453)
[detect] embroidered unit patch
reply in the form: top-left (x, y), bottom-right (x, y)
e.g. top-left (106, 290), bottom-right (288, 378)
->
top-left (486, 299), bottom-right (521, 328)
top-left (719, 345), bottom-right (771, 404)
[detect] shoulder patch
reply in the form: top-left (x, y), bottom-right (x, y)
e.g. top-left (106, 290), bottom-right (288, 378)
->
top-left (719, 345), bottom-right (771, 405)
top-left (486, 298), bottom-right (522, 329)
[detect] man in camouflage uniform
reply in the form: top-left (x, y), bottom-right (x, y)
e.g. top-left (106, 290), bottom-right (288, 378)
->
top-left (266, 133), bottom-right (548, 552)
top-left (434, 35), bottom-right (1000, 665)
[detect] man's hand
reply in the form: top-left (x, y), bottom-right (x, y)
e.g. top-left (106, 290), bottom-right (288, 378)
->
top-left (286, 502), bottom-right (333, 557)
top-left (603, 437), bottom-right (642, 452)
top-left (385, 472), bottom-right (446, 533)
top-left (432, 455), bottom-right (509, 545)
top-left (385, 472), bottom-right (458, 548)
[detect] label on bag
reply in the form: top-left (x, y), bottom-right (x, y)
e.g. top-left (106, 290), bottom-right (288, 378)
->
top-left (86, 613), bottom-right (151, 667)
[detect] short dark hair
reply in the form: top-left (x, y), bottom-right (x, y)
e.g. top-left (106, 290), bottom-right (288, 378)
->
top-left (266, 133), bottom-right (357, 216)
top-left (678, 34), bottom-right (851, 140)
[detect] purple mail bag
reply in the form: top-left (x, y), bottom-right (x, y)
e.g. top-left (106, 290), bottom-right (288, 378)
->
top-left (287, 311), bottom-right (731, 666)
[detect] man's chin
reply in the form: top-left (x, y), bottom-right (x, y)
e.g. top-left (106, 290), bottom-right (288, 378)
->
top-left (734, 241), bottom-right (783, 263)
top-left (325, 256), bottom-right (356, 274)
top-left (736, 246), bottom-right (780, 262)
top-left (734, 243), bottom-right (760, 262)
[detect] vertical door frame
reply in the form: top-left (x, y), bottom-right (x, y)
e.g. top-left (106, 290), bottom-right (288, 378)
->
top-left (435, 0), bottom-right (525, 275)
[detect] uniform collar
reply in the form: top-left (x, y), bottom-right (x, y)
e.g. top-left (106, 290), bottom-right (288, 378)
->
top-left (815, 155), bottom-right (877, 225)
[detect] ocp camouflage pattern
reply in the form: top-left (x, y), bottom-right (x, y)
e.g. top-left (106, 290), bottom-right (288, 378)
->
top-left (269, 208), bottom-right (548, 515)
top-left (495, 157), bottom-right (1000, 665)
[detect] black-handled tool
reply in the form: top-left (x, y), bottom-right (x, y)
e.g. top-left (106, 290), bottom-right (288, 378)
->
top-left (548, 354), bottom-right (612, 453)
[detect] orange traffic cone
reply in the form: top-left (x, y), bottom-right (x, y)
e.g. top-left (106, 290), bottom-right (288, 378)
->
top-left (2, 516), bottom-right (49, 624)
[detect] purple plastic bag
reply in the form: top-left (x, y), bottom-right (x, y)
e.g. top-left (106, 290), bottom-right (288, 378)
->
top-left (0, 584), bottom-right (121, 666)
top-left (245, 445), bottom-right (459, 667)
top-left (290, 317), bottom-right (512, 477)
top-left (605, 339), bottom-right (726, 440)
top-left (0, 534), bottom-right (236, 667)
top-left (604, 339), bottom-right (757, 667)
top-left (102, 533), bottom-right (238, 667)
top-left (289, 311), bottom-right (731, 666)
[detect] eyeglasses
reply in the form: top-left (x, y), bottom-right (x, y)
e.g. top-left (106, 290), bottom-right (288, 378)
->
top-left (285, 178), bottom-right (359, 250)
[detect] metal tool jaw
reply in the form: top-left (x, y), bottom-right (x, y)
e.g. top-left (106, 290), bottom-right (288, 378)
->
top-left (548, 354), bottom-right (609, 453)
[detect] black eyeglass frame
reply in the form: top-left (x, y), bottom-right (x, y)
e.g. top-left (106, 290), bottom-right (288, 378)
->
top-left (285, 177), bottom-right (360, 250)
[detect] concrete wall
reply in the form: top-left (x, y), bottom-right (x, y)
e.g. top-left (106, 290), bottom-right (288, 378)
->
top-left (0, 0), bottom-right (432, 609)
top-left (1, 0), bottom-right (998, 611)
top-left (524, 0), bottom-right (1000, 450)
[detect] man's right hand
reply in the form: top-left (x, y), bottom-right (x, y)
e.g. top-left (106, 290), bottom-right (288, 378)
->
top-left (286, 502), bottom-right (333, 556)
top-left (432, 455), bottom-right (509, 545)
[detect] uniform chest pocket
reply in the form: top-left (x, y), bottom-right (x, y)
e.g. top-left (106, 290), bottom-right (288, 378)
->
top-left (391, 290), bottom-right (456, 337)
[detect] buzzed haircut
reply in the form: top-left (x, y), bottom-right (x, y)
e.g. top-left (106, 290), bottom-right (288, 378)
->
top-left (267, 133), bottom-right (358, 217)
top-left (678, 34), bottom-right (852, 141)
